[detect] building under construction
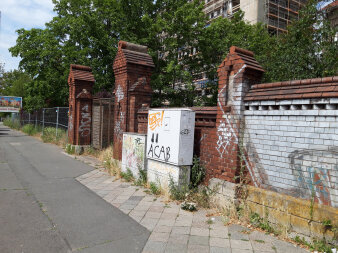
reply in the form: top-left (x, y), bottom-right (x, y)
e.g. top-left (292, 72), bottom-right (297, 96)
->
top-left (203, 0), bottom-right (308, 35)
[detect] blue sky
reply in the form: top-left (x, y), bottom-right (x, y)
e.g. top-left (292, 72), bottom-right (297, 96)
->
top-left (0, 0), bottom-right (335, 72)
top-left (0, 0), bottom-right (55, 71)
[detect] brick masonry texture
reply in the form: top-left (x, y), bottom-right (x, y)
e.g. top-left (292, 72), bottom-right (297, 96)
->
top-left (68, 64), bottom-right (94, 146)
top-left (68, 43), bottom-right (337, 211)
top-left (68, 42), bottom-right (337, 241)
top-left (197, 46), bottom-right (337, 209)
top-left (243, 110), bottom-right (338, 207)
top-left (135, 45), bottom-right (338, 209)
top-left (112, 41), bottom-right (154, 161)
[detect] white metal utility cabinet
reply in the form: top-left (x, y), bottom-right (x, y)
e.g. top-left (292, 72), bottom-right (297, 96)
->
top-left (146, 108), bottom-right (195, 187)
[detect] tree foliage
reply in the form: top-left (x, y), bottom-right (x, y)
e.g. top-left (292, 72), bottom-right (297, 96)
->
top-left (0, 70), bottom-right (30, 96)
top-left (8, 0), bottom-right (337, 110)
top-left (263, 0), bottom-right (337, 82)
top-left (145, 0), bottom-right (207, 106)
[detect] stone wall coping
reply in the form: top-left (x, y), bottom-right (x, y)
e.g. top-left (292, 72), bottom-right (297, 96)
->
top-left (246, 76), bottom-right (338, 101)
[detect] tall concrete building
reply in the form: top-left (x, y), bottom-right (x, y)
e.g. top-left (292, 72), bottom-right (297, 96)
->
top-left (203, 0), bottom-right (308, 35)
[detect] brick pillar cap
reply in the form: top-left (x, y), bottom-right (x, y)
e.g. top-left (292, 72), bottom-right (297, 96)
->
top-left (70, 64), bottom-right (92, 71)
top-left (118, 41), bottom-right (148, 54)
top-left (69, 64), bottom-right (95, 83)
top-left (218, 46), bottom-right (264, 73)
top-left (229, 46), bottom-right (254, 57)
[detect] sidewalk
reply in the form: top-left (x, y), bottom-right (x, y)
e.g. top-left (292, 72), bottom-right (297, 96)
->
top-left (76, 165), bottom-right (309, 253)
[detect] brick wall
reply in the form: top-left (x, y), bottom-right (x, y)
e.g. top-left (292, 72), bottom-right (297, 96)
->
top-left (112, 41), bottom-right (154, 160)
top-left (108, 42), bottom-right (338, 209)
top-left (136, 47), bottom-right (337, 208)
top-left (68, 64), bottom-right (95, 146)
top-left (243, 78), bottom-right (338, 208)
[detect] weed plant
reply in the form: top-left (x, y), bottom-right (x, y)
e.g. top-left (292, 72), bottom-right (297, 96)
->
top-left (22, 124), bottom-right (40, 136)
top-left (149, 182), bottom-right (161, 195)
top-left (120, 168), bottom-right (134, 182)
top-left (65, 144), bottom-right (75, 154)
top-left (41, 127), bottom-right (67, 146)
top-left (168, 157), bottom-right (218, 208)
top-left (135, 166), bottom-right (147, 186)
top-left (99, 146), bottom-right (121, 177)
top-left (293, 236), bottom-right (336, 253)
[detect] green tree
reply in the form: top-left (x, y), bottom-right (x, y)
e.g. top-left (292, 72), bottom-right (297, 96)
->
top-left (263, 0), bottom-right (338, 82)
top-left (10, 27), bottom-right (67, 111)
top-left (145, 0), bottom-right (207, 107)
top-left (10, 0), bottom-right (120, 110)
top-left (0, 70), bottom-right (30, 97)
top-left (10, 0), bottom-right (336, 110)
top-left (198, 11), bottom-right (274, 105)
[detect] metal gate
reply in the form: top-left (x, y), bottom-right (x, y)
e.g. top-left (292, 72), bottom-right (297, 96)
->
top-left (92, 98), bottom-right (114, 149)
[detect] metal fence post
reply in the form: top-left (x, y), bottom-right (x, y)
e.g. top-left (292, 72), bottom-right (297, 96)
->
top-left (28, 113), bottom-right (31, 124)
top-left (42, 109), bottom-right (45, 136)
top-left (56, 107), bottom-right (59, 137)
top-left (35, 111), bottom-right (37, 129)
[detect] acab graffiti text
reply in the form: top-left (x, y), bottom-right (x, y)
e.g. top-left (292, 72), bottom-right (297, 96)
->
top-left (148, 144), bottom-right (171, 162)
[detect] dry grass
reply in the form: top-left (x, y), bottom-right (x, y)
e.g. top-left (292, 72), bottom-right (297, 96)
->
top-left (98, 146), bottom-right (121, 178)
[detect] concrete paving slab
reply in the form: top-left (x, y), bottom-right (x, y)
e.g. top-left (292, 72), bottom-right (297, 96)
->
top-left (189, 235), bottom-right (209, 246)
top-left (210, 247), bottom-right (232, 253)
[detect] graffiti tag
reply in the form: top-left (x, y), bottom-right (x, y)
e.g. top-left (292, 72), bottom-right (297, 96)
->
top-left (68, 114), bottom-right (73, 130)
top-left (148, 144), bottom-right (171, 162)
top-left (180, 129), bottom-right (190, 135)
top-left (79, 105), bottom-right (91, 137)
top-left (149, 111), bottom-right (164, 131)
top-left (134, 137), bottom-right (143, 146)
top-left (216, 120), bottom-right (234, 158)
top-left (116, 85), bottom-right (124, 102)
top-left (114, 111), bottom-right (125, 140)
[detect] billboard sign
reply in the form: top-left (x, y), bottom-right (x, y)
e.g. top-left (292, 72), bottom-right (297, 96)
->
top-left (0, 96), bottom-right (22, 113)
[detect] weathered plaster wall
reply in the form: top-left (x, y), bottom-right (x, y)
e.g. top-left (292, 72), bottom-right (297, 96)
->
top-left (122, 133), bottom-right (147, 178)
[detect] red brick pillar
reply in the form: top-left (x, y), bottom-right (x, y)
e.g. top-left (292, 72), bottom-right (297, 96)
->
top-left (68, 64), bottom-right (95, 147)
top-left (212, 46), bottom-right (264, 182)
top-left (112, 41), bottom-right (154, 161)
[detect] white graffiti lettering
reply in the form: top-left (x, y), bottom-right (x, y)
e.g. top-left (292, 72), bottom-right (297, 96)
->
top-left (68, 114), bottom-right (73, 130)
top-left (116, 85), bottom-right (124, 102)
top-left (114, 111), bottom-right (125, 140)
top-left (216, 121), bottom-right (234, 158)
top-left (79, 105), bottom-right (91, 137)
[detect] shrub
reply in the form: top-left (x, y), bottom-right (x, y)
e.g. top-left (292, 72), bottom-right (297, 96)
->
top-left (22, 124), bottom-right (40, 136)
top-left (3, 118), bottom-right (21, 130)
top-left (41, 127), bottom-right (67, 146)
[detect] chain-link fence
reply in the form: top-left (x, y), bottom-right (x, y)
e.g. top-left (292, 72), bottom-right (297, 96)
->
top-left (21, 107), bottom-right (69, 134)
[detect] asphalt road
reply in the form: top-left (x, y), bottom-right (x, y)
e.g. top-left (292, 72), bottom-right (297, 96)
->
top-left (0, 123), bottom-right (150, 253)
